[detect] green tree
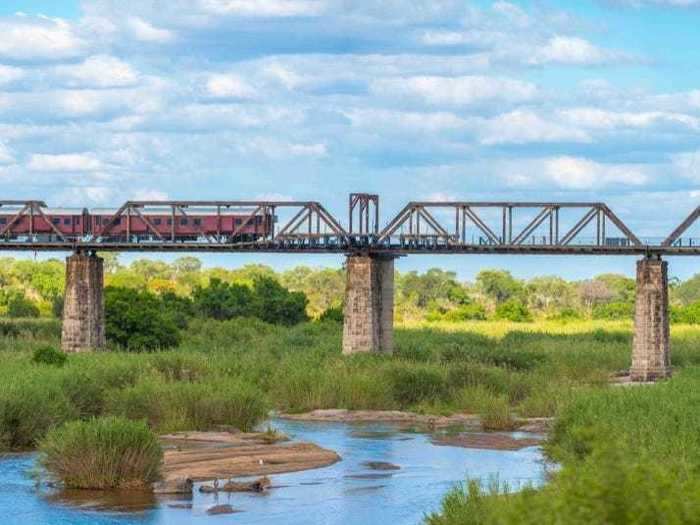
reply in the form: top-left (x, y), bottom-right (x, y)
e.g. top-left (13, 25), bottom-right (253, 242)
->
top-left (494, 299), bottom-right (532, 322)
top-left (476, 270), bottom-right (523, 304)
top-left (192, 278), bottom-right (254, 320)
top-left (173, 256), bottom-right (202, 275)
top-left (105, 287), bottom-right (180, 351)
top-left (251, 276), bottom-right (309, 326)
top-left (7, 294), bottom-right (40, 318)
top-left (527, 276), bottom-right (577, 312)
top-left (673, 273), bottom-right (700, 306)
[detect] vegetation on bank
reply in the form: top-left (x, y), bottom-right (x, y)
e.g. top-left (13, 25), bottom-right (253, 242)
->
top-left (2, 316), bottom-right (700, 455)
top-left (427, 369), bottom-right (700, 524)
top-left (39, 417), bottom-right (162, 490)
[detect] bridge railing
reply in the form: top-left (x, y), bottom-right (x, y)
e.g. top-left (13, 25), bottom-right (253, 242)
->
top-left (376, 202), bottom-right (642, 249)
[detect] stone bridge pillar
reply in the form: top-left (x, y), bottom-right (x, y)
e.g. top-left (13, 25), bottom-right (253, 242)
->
top-left (61, 252), bottom-right (106, 353)
top-left (631, 257), bottom-right (671, 381)
top-left (343, 255), bottom-right (394, 354)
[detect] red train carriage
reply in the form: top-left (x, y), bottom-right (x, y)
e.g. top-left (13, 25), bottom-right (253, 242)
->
top-left (89, 207), bottom-right (274, 242)
top-left (0, 205), bottom-right (274, 243)
top-left (0, 207), bottom-right (88, 241)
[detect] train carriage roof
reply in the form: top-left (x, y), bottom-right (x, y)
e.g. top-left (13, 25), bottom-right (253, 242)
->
top-left (89, 207), bottom-right (262, 216)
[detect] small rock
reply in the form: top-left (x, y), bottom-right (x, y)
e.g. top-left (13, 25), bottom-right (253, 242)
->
top-left (207, 504), bottom-right (239, 515)
top-left (199, 480), bottom-right (220, 493)
top-left (222, 476), bottom-right (271, 493)
top-left (362, 461), bottom-right (400, 471)
top-left (153, 477), bottom-right (193, 494)
top-left (168, 503), bottom-right (193, 509)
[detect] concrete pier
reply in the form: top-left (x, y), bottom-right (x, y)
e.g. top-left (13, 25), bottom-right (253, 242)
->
top-left (61, 252), bottom-right (106, 353)
top-left (342, 255), bottom-right (394, 354)
top-left (631, 257), bottom-right (671, 381)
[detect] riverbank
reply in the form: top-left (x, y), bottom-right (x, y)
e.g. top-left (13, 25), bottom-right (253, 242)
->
top-left (280, 409), bottom-right (553, 434)
top-left (427, 367), bottom-right (700, 524)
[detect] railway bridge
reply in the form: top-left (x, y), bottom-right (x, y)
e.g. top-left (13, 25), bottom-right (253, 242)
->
top-left (4, 194), bottom-right (700, 381)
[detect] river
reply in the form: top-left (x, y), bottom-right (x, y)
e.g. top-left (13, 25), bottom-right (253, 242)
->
top-left (0, 419), bottom-right (546, 525)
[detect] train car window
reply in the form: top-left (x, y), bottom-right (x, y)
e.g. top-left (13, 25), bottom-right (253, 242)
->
top-left (154, 218), bottom-right (162, 225)
top-left (52, 218), bottom-right (60, 225)
top-left (64, 218), bottom-right (71, 225)
top-left (180, 218), bottom-right (188, 226)
top-left (194, 218), bottom-right (202, 226)
top-left (235, 218), bottom-right (243, 225)
top-left (0, 218), bottom-right (6, 224)
top-left (167, 219), bottom-right (172, 225)
top-left (76, 217), bottom-right (80, 224)
top-left (256, 216), bottom-right (263, 224)
top-left (114, 218), bottom-right (121, 225)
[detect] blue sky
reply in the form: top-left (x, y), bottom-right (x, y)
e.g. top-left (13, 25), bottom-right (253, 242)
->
top-left (1, 0), bottom-right (700, 280)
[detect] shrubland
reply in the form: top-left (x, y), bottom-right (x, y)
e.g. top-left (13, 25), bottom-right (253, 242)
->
top-left (2, 315), bottom-right (700, 456)
top-left (7, 255), bottom-right (700, 325)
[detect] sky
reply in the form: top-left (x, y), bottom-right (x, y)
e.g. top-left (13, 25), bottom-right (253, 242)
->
top-left (1, 0), bottom-right (700, 280)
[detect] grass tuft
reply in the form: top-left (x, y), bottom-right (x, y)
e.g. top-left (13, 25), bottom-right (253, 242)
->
top-left (39, 416), bottom-right (162, 490)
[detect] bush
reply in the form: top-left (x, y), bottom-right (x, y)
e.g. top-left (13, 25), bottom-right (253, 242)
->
top-left (107, 379), bottom-right (268, 433)
top-left (318, 305), bottom-right (344, 323)
top-left (548, 307), bottom-right (583, 321)
top-left (192, 278), bottom-right (253, 320)
top-left (39, 417), bottom-right (162, 490)
top-left (494, 299), bottom-right (532, 322)
top-left (671, 302), bottom-right (700, 324)
top-left (592, 301), bottom-right (634, 320)
top-left (251, 276), bottom-right (309, 326)
top-left (386, 363), bottom-right (448, 406)
top-left (32, 346), bottom-right (67, 367)
top-left (105, 287), bottom-right (181, 351)
top-left (7, 295), bottom-right (40, 318)
top-left (443, 304), bottom-right (487, 322)
top-left (0, 371), bottom-right (78, 450)
top-left (192, 277), bottom-right (308, 326)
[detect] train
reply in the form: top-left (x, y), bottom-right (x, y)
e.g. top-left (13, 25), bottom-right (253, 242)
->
top-left (0, 206), bottom-right (274, 242)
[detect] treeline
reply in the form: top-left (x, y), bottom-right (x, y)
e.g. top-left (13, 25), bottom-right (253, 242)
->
top-left (5, 255), bottom-right (700, 326)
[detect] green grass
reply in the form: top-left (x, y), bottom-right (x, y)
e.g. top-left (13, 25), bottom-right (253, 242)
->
top-left (1, 317), bottom-right (700, 455)
top-left (427, 368), bottom-right (700, 525)
top-left (39, 417), bottom-right (162, 490)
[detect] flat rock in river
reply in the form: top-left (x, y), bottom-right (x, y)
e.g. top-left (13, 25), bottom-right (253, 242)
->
top-left (160, 431), bottom-right (340, 483)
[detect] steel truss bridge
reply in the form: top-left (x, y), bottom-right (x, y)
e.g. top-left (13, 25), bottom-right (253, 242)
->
top-left (2, 194), bottom-right (700, 256)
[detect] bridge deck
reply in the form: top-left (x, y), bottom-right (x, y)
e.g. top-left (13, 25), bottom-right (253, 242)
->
top-left (2, 241), bottom-right (700, 256)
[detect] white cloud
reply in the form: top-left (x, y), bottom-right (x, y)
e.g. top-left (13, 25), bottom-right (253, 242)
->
top-left (205, 74), bottom-right (257, 99)
top-left (0, 65), bottom-right (25, 85)
top-left (197, 0), bottom-right (325, 17)
top-left (255, 192), bottom-right (294, 201)
top-left (372, 75), bottom-right (537, 106)
top-left (531, 36), bottom-right (614, 65)
top-left (133, 189), bottom-right (169, 200)
top-left (0, 17), bottom-right (87, 60)
top-left (673, 151), bottom-right (700, 182)
top-left (126, 17), bottom-right (175, 43)
top-left (238, 138), bottom-right (327, 158)
top-left (560, 108), bottom-right (700, 130)
top-left (27, 153), bottom-right (103, 172)
top-left (0, 143), bottom-right (14, 164)
top-left (541, 156), bottom-right (648, 189)
top-left (54, 55), bottom-right (140, 88)
top-left (610, 0), bottom-right (700, 6)
top-left (262, 63), bottom-right (306, 90)
top-left (345, 109), bottom-right (467, 133)
top-left (478, 110), bottom-right (591, 145)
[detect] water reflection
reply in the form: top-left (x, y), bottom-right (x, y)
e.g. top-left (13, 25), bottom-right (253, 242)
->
top-left (0, 419), bottom-right (546, 525)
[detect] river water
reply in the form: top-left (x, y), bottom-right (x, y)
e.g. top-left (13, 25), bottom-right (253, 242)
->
top-left (0, 419), bottom-right (546, 525)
